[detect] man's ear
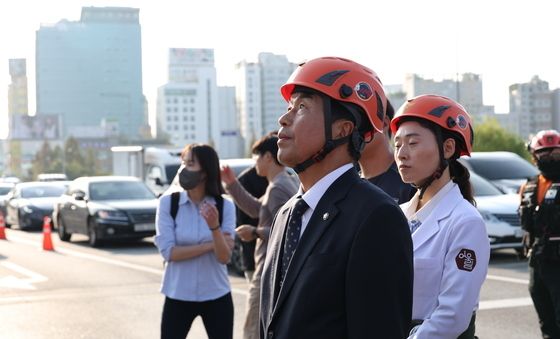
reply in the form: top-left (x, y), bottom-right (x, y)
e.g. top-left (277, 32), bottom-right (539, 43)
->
top-left (443, 138), bottom-right (456, 159)
top-left (332, 119), bottom-right (355, 139)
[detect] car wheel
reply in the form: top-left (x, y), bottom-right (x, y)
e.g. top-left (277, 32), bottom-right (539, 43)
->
top-left (88, 219), bottom-right (102, 247)
top-left (228, 237), bottom-right (245, 277)
top-left (57, 216), bottom-right (71, 242)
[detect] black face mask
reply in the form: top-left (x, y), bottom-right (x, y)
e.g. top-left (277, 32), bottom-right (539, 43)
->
top-left (537, 158), bottom-right (560, 180)
top-left (179, 168), bottom-right (204, 190)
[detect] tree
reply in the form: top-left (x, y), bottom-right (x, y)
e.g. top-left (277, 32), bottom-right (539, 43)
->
top-left (473, 119), bottom-right (531, 160)
top-left (30, 140), bottom-right (64, 180)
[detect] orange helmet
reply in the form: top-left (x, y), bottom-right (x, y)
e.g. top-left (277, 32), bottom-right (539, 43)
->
top-left (281, 57), bottom-right (386, 133)
top-left (528, 129), bottom-right (560, 153)
top-left (390, 95), bottom-right (474, 156)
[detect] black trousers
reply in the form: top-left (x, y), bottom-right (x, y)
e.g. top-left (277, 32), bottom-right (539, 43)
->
top-left (529, 260), bottom-right (560, 338)
top-left (161, 293), bottom-right (234, 339)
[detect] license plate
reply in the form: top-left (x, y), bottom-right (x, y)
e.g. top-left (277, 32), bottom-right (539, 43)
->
top-left (514, 228), bottom-right (524, 238)
top-left (134, 223), bottom-right (155, 232)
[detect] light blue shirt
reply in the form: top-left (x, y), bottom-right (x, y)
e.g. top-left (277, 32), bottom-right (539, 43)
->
top-left (155, 191), bottom-right (236, 302)
top-left (299, 163), bottom-right (354, 236)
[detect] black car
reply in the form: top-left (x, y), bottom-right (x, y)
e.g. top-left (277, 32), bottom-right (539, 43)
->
top-left (5, 181), bottom-right (67, 230)
top-left (459, 151), bottom-right (539, 194)
top-left (53, 176), bottom-right (158, 247)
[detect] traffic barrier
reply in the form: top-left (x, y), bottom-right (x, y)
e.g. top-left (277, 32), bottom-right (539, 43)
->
top-left (0, 211), bottom-right (6, 240)
top-left (42, 216), bottom-right (54, 251)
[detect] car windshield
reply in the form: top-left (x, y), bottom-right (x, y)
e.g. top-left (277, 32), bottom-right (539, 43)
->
top-left (470, 172), bottom-right (503, 196)
top-left (21, 185), bottom-right (66, 198)
top-left (0, 187), bottom-right (12, 195)
top-left (89, 181), bottom-right (156, 200)
top-left (466, 155), bottom-right (539, 180)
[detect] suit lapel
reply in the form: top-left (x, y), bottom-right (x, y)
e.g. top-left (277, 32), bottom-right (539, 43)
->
top-left (412, 185), bottom-right (462, 251)
top-left (271, 169), bottom-right (357, 318)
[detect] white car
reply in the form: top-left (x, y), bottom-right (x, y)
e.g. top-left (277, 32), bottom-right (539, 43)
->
top-left (471, 171), bottom-right (523, 252)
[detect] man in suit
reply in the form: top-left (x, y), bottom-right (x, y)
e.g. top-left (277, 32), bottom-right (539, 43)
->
top-left (260, 57), bottom-right (413, 339)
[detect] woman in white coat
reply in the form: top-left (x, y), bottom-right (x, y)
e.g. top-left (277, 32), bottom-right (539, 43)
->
top-left (391, 95), bottom-right (490, 339)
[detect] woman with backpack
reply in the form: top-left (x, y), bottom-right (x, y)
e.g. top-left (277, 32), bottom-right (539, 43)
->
top-left (154, 143), bottom-right (236, 339)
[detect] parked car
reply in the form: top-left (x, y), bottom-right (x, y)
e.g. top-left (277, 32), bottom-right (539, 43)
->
top-left (5, 181), bottom-right (67, 230)
top-left (459, 151), bottom-right (539, 193)
top-left (53, 176), bottom-right (158, 247)
top-left (37, 173), bottom-right (68, 182)
top-left (470, 171), bottom-right (523, 252)
top-left (0, 182), bottom-right (15, 220)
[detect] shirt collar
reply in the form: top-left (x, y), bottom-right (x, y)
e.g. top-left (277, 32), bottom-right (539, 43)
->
top-left (404, 180), bottom-right (455, 223)
top-left (300, 163), bottom-right (354, 212)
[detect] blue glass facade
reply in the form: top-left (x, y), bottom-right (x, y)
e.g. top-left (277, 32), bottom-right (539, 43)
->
top-left (36, 7), bottom-right (144, 139)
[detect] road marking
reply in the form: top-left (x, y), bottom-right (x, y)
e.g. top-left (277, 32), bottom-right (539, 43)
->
top-left (479, 297), bottom-right (533, 310)
top-left (6, 234), bottom-right (249, 296)
top-left (0, 262), bottom-right (48, 290)
top-left (486, 274), bottom-right (529, 285)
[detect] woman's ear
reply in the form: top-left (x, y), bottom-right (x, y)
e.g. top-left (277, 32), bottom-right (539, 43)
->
top-left (443, 137), bottom-right (456, 159)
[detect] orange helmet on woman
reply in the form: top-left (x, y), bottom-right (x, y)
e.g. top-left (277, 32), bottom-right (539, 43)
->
top-left (390, 95), bottom-right (474, 156)
top-left (528, 130), bottom-right (560, 153)
top-left (281, 56), bottom-right (387, 134)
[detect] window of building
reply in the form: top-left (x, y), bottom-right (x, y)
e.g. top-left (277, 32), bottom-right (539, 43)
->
top-left (174, 116), bottom-right (178, 121)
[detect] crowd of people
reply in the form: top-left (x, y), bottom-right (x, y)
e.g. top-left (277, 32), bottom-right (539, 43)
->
top-left (152, 56), bottom-right (559, 339)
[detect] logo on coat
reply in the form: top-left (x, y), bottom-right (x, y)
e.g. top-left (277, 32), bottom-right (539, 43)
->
top-left (455, 249), bottom-right (476, 272)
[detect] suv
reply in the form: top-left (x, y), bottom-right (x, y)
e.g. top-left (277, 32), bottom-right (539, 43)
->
top-left (459, 151), bottom-right (539, 193)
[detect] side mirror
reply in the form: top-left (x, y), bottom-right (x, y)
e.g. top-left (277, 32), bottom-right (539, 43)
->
top-left (73, 191), bottom-right (86, 201)
top-left (154, 178), bottom-right (164, 186)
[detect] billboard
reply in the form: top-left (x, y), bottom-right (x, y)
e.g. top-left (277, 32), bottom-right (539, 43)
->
top-left (10, 114), bottom-right (61, 140)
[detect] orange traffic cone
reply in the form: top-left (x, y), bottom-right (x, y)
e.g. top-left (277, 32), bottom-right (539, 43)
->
top-left (0, 211), bottom-right (6, 240)
top-left (42, 216), bottom-right (54, 251)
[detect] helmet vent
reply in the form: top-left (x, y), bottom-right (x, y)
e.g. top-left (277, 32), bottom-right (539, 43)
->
top-left (316, 70), bottom-right (349, 86)
top-left (428, 105), bottom-right (451, 118)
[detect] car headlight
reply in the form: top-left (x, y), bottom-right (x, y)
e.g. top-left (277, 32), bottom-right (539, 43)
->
top-left (479, 210), bottom-right (499, 222)
top-left (22, 205), bottom-right (34, 214)
top-left (97, 210), bottom-right (128, 221)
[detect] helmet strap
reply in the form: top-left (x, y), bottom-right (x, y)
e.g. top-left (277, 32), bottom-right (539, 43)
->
top-left (293, 96), bottom-right (352, 174)
top-left (412, 126), bottom-right (449, 200)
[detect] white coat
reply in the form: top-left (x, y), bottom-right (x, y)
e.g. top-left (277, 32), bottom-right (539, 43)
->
top-left (402, 183), bottom-right (490, 339)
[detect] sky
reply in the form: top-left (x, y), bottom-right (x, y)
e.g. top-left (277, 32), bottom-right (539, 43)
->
top-left (1, 0), bottom-right (559, 139)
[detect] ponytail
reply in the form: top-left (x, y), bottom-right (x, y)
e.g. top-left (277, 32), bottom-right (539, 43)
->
top-left (449, 159), bottom-right (476, 206)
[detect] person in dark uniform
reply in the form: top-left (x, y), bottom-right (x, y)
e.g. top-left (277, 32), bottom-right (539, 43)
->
top-left (260, 56), bottom-right (413, 339)
top-left (519, 129), bottom-right (560, 339)
top-left (358, 100), bottom-right (415, 204)
top-left (236, 165), bottom-right (268, 281)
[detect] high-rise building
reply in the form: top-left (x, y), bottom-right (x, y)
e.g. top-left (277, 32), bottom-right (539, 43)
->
top-left (35, 7), bottom-right (145, 139)
top-left (217, 86), bottom-right (243, 158)
top-left (8, 59), bottom-right (29, 118)
top-left (235, 53), bottom-right (295, 154)
top-left (403, 73), bottom-right (493, 117)
top-left (509, 76), bottom-right (552, 139)
top-left (156, 48), bottom-right (218, 149)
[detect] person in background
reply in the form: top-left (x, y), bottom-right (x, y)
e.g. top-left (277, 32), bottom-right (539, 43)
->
top-left (235, 165), bottom-right (268, 282)
top-left (359, 99), bottom-right (415, 204)
top-left (392, 94), bottom-right (490, 339)
top-left (519, 129), bottom-right (560, 338)
top-left (221, 131), bottom-right (298, 339)
top-left (260, 56), bottom-right (413, 339)
top-left (155, 143), bottom-right (236, 339)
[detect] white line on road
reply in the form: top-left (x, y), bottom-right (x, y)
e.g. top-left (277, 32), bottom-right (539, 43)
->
top-left (486, 274), bottom-right (529, 285)
top-left (479, 297), bottom-right (533, 310)
top-left (0, 262), bottom-right (48, 290)
top-left (6, 234), bottom-right (249, 297)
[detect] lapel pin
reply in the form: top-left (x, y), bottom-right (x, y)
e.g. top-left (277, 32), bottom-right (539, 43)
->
top-left (322, 212), bottom-right (329, 221)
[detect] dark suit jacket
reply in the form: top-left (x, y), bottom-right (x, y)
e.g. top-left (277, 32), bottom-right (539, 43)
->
top-left (260, 168), bottom-right (413, 339)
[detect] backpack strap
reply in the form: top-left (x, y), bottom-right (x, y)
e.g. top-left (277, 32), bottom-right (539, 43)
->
top-left (170, 191), bottom-right (180, 224)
